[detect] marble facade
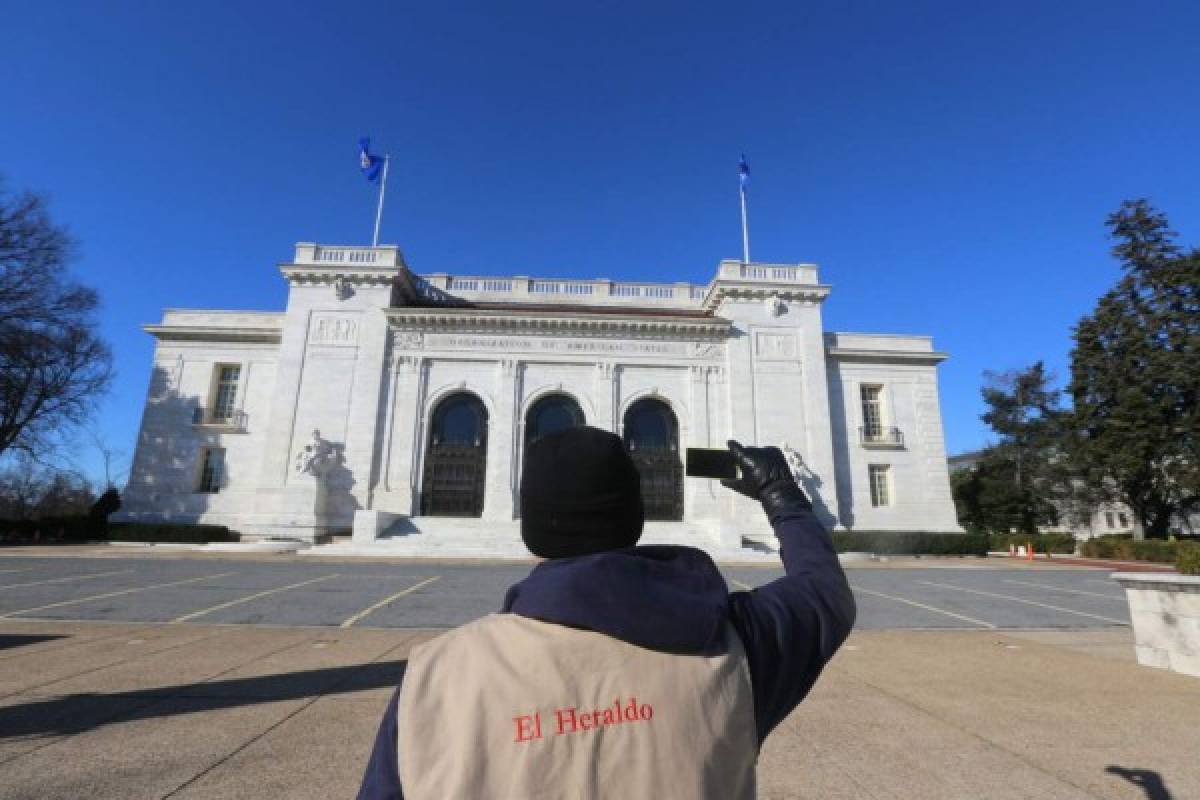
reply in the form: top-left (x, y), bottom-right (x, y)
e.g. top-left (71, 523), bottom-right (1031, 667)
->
top-left (118, 244), bottom-right (961, 554)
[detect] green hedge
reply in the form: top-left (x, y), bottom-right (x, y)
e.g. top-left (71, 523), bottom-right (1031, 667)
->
top-left (1080, 535), bottom-right (1180, 564)
top-left (0, 516), bottom-right (99, 542)
top-left (989, 532), bottom-right (1077, 554)
top-left (831, 531), bottom-right (989, 556)
top-left (1177, 542), bottom-right (1200, 576)
top-left (106, 522), bottom-right (239, 544)
top-left (1, 518), bottom-right (239, 545)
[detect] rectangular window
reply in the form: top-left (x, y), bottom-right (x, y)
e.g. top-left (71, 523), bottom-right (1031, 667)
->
top-left (861, 385), bottom-right (884, 439)
top-left (1118, 512), bottom-right (1129, 529)
top-left (869, 465), bottom-right (891, 507)
top-left (1105, 511), bottom-right (1115, 529)
top-left (198, 448), bottom-right (225, 493)
top-left (211, 365), bottom-right (241, 423)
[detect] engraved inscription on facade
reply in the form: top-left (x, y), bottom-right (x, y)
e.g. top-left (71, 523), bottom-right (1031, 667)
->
top-left (311, 315), bottom-right (359, 346)
top-left (754, 331), bottom-right (797, 360)
top-left (425, 334), bottom-right (687, 357)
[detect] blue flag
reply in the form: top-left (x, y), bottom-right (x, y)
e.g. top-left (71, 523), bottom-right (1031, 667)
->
top-left (738, 154), bottom-right (750, 190)
top-left (358, 137), bottom-right (384, 182)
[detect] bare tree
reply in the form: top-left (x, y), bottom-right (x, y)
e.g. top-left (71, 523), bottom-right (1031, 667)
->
top-left (0, 181), bottom-right (113, 459)
top-left (86, 427), bottom-right (128, 489)
top-left (0, 454), bottom-right (95, 521)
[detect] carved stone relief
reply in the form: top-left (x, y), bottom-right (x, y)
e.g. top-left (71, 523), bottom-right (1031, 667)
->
top-left (393, 331), bottom-right (424, 350)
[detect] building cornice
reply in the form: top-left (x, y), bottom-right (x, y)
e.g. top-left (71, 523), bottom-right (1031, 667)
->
top-left (143, 325), bottom-right (282, 344)
top-left (278, 265), bottom-right (398, 288)
top-left (702, 282), bottom-right (831, 311)
top-left (826, 347), bottom-right (948, 365)
top-left (384, 307), bottom-right (731, 340)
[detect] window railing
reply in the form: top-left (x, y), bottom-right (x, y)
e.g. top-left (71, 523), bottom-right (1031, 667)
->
top-left (192, 407), bottom-right (248, 430)
top-left (860, 426), bottom-right (904, 447)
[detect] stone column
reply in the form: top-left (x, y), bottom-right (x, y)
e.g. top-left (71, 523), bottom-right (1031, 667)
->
top-left (483, 359), bottom-right (520, 520)
top-left (256, 304), bottom-right (311, 490)
top-left (685, 365), bottom-right (723, 524)
top-left (342, 307), bottom-right (389, 511)
top-left (594, 362), bottom-right (617, 431)
top-left (725, 320), bottom-right (757, 445)
top-left (376, 354), bottom-right (426, 515)
top-left (795, 302), bottom-right (841, 528)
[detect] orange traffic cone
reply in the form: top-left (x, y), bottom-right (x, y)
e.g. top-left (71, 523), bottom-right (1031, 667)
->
top-left (1026, 541), bottom-right (1034, 561)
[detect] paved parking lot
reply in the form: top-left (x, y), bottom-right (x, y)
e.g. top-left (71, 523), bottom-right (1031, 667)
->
top-left (0, 553), bottom-right (1130, 631)
top-left (6, 551), bottom-right (1197, 800)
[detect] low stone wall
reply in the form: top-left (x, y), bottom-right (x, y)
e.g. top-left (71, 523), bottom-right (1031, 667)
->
top-left (1113, 572), bottom-right (1200, 678)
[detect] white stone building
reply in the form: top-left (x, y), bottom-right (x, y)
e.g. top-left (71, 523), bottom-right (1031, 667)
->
top-left (118, 243), bottom-right (961, 555)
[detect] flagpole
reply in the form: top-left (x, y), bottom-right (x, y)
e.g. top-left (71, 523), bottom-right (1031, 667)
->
top-left (739, 184), bottom-right (750, 263)
top-left (372, 155), bottom-right (390, 247)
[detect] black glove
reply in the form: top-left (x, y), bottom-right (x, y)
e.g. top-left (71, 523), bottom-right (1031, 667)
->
top-left (721, 440), bottom-right (812, 518)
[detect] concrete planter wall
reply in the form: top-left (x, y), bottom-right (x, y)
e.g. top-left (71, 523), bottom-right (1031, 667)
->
top-left (1112, 572), bottom-right (1200, 678)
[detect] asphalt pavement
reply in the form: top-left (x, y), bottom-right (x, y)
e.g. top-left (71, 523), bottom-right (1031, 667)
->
top-left (5, 549), bottom-right (1194, 800)
top-left (0, 552), bottom-right (1131, 631)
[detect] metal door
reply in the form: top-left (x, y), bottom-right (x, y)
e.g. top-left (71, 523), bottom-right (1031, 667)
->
top-left (623, 398), bottom-right (683, 521)
top-left (422, 393), bottom-right (487, 517)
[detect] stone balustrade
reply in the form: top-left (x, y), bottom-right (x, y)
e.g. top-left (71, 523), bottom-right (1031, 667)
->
top-left (421, 274), bottom-right (706, 308)
top-left (287, 245), bottom-right (816, 309)
top-left (292, 243), bottom-right (405, 267)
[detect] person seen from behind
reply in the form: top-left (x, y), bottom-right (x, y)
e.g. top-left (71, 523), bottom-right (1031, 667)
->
top-left (358, 425), bottom-right (856, 798)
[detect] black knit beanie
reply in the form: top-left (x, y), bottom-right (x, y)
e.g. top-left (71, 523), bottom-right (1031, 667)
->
top-left (520, 426), bottom-right (645, 559)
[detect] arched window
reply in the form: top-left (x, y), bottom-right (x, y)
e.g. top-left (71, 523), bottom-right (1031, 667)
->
top-left (422, 393), bottom-right (487, 516)
top-left (623, 397), bottom-right (683, 520)
top-left (524, 394), bottom-right (585, 446)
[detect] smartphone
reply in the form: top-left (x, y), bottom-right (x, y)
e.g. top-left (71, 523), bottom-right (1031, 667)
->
top-left (685, 448), bottom-right (739, 480)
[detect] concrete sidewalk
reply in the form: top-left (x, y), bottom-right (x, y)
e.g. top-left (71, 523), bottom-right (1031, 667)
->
top-left (0, 621), bottom-right (1196, 799)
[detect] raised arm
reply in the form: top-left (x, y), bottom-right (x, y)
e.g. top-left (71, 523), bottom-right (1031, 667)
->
top-left (721, 441), bottom-right (857, 744)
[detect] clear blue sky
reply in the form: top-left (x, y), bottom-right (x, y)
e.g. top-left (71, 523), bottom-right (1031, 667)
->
top-left (2, 1), bottom-right (1198, 485)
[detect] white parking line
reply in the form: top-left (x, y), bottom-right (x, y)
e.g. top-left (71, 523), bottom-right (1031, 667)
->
top-left (340, 576), bottom-right (442, 628)
top-left (915, 580), bottom-right (1127, 624)
top-left (1, 572), bottom-right (236, 618)
top-left (171, 574), bottom-right (340, 624)
top-left (851, 585), bottom-right (997, 629)
top-left (0, 569), bottom-right (133, 591)
top-left (1001, 578), bottom-right (1127, 601)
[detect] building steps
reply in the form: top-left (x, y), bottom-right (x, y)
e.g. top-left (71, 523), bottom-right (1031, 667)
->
top-left (303, 517), bottom-right (781, 563)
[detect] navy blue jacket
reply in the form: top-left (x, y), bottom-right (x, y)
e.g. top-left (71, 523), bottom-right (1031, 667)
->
top-left (356, 507), bottom-right (856, 799)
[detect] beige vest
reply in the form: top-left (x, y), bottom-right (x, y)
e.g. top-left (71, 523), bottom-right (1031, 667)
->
top-left (397, 613), bottom-right (758, 799)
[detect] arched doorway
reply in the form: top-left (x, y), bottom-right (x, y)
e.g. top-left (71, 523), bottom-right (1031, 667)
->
top-left (421, 393), bottom-right (487, 516)
top-left (524, 393), bottom-right (585, 446)
top-left (623, 397), bottom-right (683, 520)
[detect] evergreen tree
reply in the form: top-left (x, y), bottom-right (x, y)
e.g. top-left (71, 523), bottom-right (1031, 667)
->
top-left (952, 364), bottom-right (1064, 534)
top-left (1067, 200), bottom-right (1200, 537)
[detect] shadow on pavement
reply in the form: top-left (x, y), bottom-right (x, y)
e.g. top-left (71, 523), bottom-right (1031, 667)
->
top-left (0, 634), bottom-right (67, 651)
top-left (1107, 766), bottom-right (1173, 800)
top-left (0, 659), bottom-right (407, 738)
